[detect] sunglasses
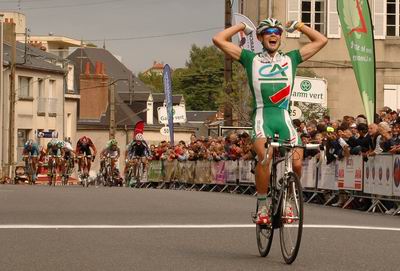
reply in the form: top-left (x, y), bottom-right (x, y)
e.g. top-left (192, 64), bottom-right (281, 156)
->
top-left (261, 27), bottom-right (283, 36)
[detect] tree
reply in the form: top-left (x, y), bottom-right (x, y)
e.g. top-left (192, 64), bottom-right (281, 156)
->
top-left (173, 45), bottom-right (225, 111)
top-left (138, 71), bottom-right (163, 93)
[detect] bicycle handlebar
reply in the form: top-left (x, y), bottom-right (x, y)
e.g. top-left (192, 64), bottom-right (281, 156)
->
top-left (261, 140), bottom-right (321, 166)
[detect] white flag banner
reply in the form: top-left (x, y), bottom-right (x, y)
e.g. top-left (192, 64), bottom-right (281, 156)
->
top-left (233, 13), bottom-right (262, 53)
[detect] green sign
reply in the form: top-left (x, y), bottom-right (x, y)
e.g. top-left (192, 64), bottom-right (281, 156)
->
top-left (337, 0), bottom-right (376, 123)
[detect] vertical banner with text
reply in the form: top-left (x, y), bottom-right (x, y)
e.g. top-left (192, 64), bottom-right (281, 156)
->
top-left (163, 64), bottom-right (174, 145)
top-left (337, 0), bottom-right (376, 123)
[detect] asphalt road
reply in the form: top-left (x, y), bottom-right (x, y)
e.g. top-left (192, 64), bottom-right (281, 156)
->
top-left (0, 185), bottom-right (399, 271)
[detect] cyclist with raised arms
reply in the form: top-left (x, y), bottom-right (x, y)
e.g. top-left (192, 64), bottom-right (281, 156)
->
top-left (213, 18), bottom-right (327, 224)
top-left (22, 139), bottom-right (40, 183)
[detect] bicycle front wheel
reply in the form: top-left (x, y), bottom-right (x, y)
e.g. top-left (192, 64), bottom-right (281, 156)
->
top-left (279, 172), bottom-right (303, 264)
top-left (256, 223), bottom-right (274, 257)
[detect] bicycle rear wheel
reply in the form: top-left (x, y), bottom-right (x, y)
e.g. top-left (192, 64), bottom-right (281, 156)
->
top-left (256, 223), bottom-right (274, 257)
top-left (279, 172), bottom-right (303, 264)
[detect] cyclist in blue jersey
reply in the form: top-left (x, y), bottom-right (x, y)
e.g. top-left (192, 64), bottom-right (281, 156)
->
top-left (22, 139), bottom-right (40, 182)
top-left (213, 18), bottom-right (327, 224)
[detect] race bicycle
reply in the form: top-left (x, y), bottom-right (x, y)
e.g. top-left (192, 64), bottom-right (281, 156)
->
top-left (253, 137), bottom-right (319, 264)
top-left (125, 156), bottom-right (146, 188)
top-left (23, 154), bottom-right (36, 185)
top-left (61, 156), bottom-right (74, 186)
top-left (78, 154), bottom-right (92, 187)
top-left (98, 154), bottom-right (121, 187)
top-left (47, 155), bottom-right (59, 186)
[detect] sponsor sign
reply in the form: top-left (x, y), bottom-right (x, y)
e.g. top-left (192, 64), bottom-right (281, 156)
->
top-left (157, 105), bottom-right (187, 124)
top-left (35, 130), bottom-right (58, 138)
top-left (292, 77), bottom-right (327, 106)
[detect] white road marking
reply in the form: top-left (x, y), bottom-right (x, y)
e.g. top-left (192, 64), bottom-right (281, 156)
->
top-left (0, 224), bottom-right (399, 231)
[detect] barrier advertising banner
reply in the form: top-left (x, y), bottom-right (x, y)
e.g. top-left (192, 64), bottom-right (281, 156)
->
top-left (163, 160), bottom-right (177, 183)
top-left (393, 155), bottom-right (400, 196)
top-left (194, 160), bottom-right (212, 184)
top-left (363, 156), bottom-right (375, 194)
top-left (300, 156), bottom-right (317, 189)
top-left (374, 155), bottom-right (393, 196)
top-left (337, 156), bottom-right (363, 191)
top-left (211, 161), bottom-right (226, 184)
top-left (317, 157), bottom-right (338, 191)
top-left (147, 160), bottom-right (163, 182)
top-left (225, 160), bottom-right (238, 183)
top-left (238, 160), bottom-right (255, 184)
top-left (176, 161), bottom-right (192, 183)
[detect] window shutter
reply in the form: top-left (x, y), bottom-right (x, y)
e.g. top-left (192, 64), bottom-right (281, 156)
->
top-left (327, 0), bottom-right (341, 38)
top-left (287, 0), bottom-right (301, 38)
top-left (373, 0), bottom-right (386, 39)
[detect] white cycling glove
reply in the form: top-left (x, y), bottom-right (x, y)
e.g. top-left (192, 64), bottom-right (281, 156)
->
top-left (241, 22), bottom-right (254, 35)
top-left (285, 20), bottom-right (304, 33)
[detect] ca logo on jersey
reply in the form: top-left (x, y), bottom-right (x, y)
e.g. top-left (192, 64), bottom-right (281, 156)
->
top-left (258, 63), bottom-right (288, 78)
top-left (257, 63), bottom-right (290, 107)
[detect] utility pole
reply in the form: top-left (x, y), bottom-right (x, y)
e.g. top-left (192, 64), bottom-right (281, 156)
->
top-left (8, 21), bottom-right (16, 178)
top-left (224, 0), bottom-right (233, 126)
top-left (109, 82), bottom-right (116, 139)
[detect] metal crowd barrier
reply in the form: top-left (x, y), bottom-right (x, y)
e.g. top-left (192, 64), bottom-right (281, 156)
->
top-left (137, 155), bottom-right (400, 215)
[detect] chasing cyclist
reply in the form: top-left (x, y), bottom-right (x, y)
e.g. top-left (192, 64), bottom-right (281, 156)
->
top-left (124, 133), bottom-right (151, 183)
top-left (60, 138), bottom-right (75, 182)
top-left (76, 136), bottom-right (97, 176)
top-left (213, 18), bottom-right (327, 224)
top-left (46, 139), bottom-right (64, 185)
top-left (100, 139), bottom-right (122, 183)
top-left (22, 139), bottom-right (40, 183)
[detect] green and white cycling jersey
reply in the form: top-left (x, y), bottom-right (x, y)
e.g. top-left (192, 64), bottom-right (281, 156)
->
top-left (239, 49), bottom-right (302, 142)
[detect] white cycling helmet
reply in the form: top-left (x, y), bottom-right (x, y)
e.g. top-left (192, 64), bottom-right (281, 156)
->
top-left (256, 18), bottom-right (284, 35)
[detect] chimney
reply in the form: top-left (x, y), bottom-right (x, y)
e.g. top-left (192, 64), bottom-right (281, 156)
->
top-left (3, 19), bottom-right (16, 44)
top-left (84, 62), bottom-right (90, 76)
top-left (100, 62), bottom-right (105, 75)
top-left (95, 61), bottom-right (101, 75)
top-left (79, 66), bottom-right (109, 120)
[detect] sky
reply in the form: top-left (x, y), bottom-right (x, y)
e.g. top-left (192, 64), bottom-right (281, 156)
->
top-left (0, 0), bottom-right (234, 73)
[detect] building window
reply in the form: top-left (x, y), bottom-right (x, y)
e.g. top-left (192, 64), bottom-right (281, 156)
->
top-left (37, 78), bottom-right (46, 115)
top-left (18, 76), bottom-right (32, 98)
top-left (387, 0), bottom-right (399, 36)
top-left (17, 129), bottom-right (30, 162)
top-left (301, 0), bottom-right (326, 34)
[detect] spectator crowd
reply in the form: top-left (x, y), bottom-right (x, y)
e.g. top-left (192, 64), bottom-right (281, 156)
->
top-left (147, 106), bottom-right (400, 215)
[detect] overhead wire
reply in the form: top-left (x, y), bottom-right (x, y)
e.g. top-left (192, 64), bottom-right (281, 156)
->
top-left (84, 27), bottom-right (222, 42)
